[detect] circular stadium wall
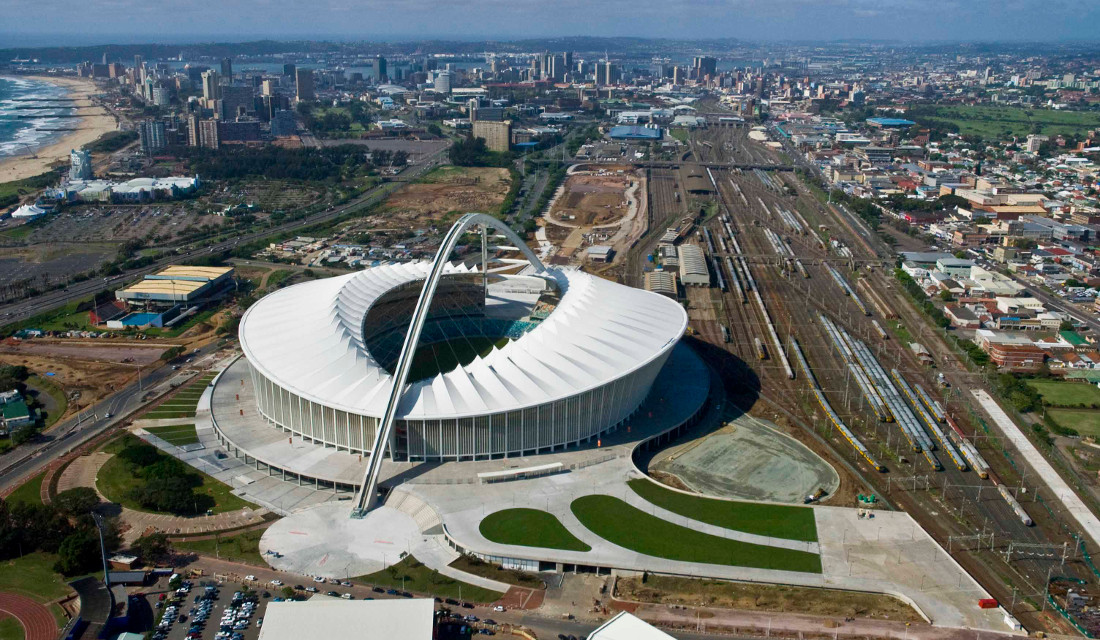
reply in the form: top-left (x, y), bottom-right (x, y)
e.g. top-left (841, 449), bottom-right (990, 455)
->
top-left (240, 261), bottom-right (688, 463)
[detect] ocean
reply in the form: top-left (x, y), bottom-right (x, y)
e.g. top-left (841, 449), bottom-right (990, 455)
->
top-left (0, 76), bottom-right (76, 160)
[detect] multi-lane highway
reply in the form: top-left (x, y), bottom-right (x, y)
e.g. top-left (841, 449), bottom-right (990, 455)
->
top-left (0, 342), bottom-right (228, 495)
top-left (0, 144), bottom-right (450, 327)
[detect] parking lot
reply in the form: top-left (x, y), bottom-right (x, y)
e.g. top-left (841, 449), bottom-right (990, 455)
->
top-left (139, 571), bottom-right (504, 640)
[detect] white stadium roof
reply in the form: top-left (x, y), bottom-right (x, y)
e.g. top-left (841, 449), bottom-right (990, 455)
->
top-left (258, 597), bottom-right (433, 640)
top-left (240, 261), bottom-right (687, 420)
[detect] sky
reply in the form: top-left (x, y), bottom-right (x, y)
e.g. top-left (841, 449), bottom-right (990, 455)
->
top-left (0, 0), bottom-right (1096, 45)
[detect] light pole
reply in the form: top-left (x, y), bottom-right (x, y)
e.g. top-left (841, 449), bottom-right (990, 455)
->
top-left (91, 512), bottom-right (111, 590)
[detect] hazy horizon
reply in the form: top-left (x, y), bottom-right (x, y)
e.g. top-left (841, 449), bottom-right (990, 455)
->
top-left (0, 0), bottom-right (1096, 47)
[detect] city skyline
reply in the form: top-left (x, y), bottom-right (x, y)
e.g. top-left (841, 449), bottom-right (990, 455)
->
top-left (0, 0), bottom-right (1098, 45)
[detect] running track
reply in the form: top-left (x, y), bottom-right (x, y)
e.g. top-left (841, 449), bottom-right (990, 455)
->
top-left (0, 592), bottom-right (55, 640)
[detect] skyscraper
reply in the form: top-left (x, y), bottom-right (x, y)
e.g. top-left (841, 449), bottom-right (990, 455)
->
top-left (693, 56), bottom-right (717, 80)
top-left (221, 57), bottom-right (233, 81)
top-left (376, 56), bottom-right (388, 82)
top-left (139, 119), bottom-right (167, 155)
top-left (201, 70), bottom-right (221, 102)
top-left (434, 70), bottom-right (452, 94)
top-left (69, 149), bottom-right (92, 181)
top-left (282, 63), bottom-right (296, 77)
top-left (295, 68), bottom-right (315, 102)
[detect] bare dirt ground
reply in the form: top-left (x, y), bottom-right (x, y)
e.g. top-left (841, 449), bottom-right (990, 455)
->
top-left (0, 341), bottom-right (166, 365)
top-left (378, 166), bottom-right (510, 226)
top-left (0, 353), bottom-right (138, 418)
top-left (548, 174), bottom-right (633, 227)
top-left (615, 575), bottom-right (923, 622)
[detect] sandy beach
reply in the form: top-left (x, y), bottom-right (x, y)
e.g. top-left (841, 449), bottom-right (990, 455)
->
top-left (0, 75), bottom-right (119, 184)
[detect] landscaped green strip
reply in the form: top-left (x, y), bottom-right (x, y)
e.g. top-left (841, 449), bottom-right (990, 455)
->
top-left (145, 424), bottom-right (200, 447)
top-left (97, 436), bottom-right (253, 515)
top-left (356, 556), bottom-right (503, 603)
top-left (6, 471), bottom-right (45, 506)
top-left (571, 495), bottom-right (821, 574)
top-left (479, 508), bottom-right (591, 552)
top-left (1048, 409), bottom-right (1100, 439)
top-left (628, 479), bottom-right (818, 542)
top-left (174, 529), bottom-right (266, 565)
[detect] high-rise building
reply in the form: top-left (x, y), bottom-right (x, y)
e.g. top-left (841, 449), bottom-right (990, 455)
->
top-left (282, 63), bottom-right (296, 77)
top-left (271, 109), bottom-right (298, 137)
top-left (261, 79), bottom-right (276, 96)
top-left (151, 87), bottom-right (171, 107)
top-left (221, 57), bottom-right (233, 81)
top-left (693, 56), bottom-right (717, 80)
top-left (220, 85), bottom-right (255, 120)
top-left (187, 114), bottom-right (201, 147)
top-left (295, 68), bottom-right (315, 101)
top-left (434, 70), bottom-right (453, 94)
top-left (376, 56), bottom-right (388, 82)
top-left (139, 119), bottom-right (167, 155)
top-left (198, 119), bottom-right (220, 149)
top-left (472, 120), bottom-right (511, 153)
top-left (69, 149), bottom-right (92, 181)
top-left (672, 66), bottom-right (682, 85)
top-left (598, 61), bottom-right (617, 86)
top-left (201, 70), bottom-right (221, 102)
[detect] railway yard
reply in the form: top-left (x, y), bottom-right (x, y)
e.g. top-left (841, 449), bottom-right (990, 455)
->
top-left (625, 123), bottom-right (1097, 636)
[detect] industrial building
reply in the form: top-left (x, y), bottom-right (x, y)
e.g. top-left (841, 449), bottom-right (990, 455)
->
top-left (116, 265), bottom-right (235, 307)
top-left (239, 227), bottom-right (687, 462)
top-left (644, 270), bottom-right (677, 298)
top-left (678, 244), bottom-right (710, 287)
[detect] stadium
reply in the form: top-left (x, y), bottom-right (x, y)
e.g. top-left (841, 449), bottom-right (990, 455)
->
top-left (238, 214), bottom-right (688, 484)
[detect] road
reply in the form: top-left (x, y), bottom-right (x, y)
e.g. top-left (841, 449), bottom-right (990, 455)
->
top-left (0, 144), bottom-right (450, 327)
top-left (0, 341), bottom-right (225, 494)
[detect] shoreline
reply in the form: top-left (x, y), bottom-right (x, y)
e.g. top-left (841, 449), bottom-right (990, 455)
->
top-left (0, 75), bottom-right (119, 185)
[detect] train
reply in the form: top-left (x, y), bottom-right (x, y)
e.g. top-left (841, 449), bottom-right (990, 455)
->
top-left (871, 320), bottom-right (888, 340)
top-left (997, 484), bottom-right (1034, 527)
top-left (891, 369), bottom-right (967, 472)
top-left (790, 338), bottom-right (884, 472)
top-left (754, 337), bottom-right (767, 360)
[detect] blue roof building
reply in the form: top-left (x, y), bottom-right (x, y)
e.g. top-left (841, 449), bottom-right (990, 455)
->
top-left (867, 117), bottom-right (916, 128)
top-left (609, 126), bottom-right (662, 140)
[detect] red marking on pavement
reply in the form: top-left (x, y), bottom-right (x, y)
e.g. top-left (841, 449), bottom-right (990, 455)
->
top-left (373, 539), bottom-right (394, 545)
top-left (319, 554), bottom-right (329, 566)
top-left (0, 592), bottom-right (58, 640)
top-left (289, 531), bottom-right (308, 535)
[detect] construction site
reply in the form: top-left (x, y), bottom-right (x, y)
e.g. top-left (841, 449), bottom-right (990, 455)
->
top-left (618, 122), bottom-right (1100, 637)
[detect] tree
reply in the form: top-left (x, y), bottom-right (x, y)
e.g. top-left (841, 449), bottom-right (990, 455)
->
top-left (54, 487), bottom-right (100, 517)
top-left (54, 529), bottom-right (101, 576)
top-left (161, 346), bottom-right (184, 361)
top-left (131, 532), bottom-right (172, 565)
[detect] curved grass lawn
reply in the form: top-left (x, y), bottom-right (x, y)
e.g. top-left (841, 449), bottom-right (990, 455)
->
top-left (479, 508), bottom-right (592, 552)
top-left (628, 479), bottom-right (817, 542)
top-left (571, 495), bottom-right (821, 574)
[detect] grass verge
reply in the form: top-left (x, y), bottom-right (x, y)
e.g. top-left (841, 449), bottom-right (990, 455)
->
top-left (449, 554), bottom-right (545, 589)
top-left (1048, 409), bottom-right (1100, 439)
top-left (571, 495), bottom-right (821, 573)
top-left (627, 479), bottom-right (818, 542)
top-left (174, 528), bottom-right (267, 565)
top-left (479, 508), bottom-right (591, 552)
top-left (6, 471), bottom-right (45, 507)
top-left (144, 424), bottom-right (199, 447)
top-left (357, 556), bottom-right (503, 603)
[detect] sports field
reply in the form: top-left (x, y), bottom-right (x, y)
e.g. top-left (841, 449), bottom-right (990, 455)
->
top-left (479, 508), bottom-right (591, 552)
top-left (1048, 409), bottom-right (1100, 439)
top-left (406, 336), bottom-right (508, 382)
top-left (628, 479), bottom-right (818, 542)
top-left (571, 495), bottom-right (821, 573)
top-left (1027, 380), bottom-right (1100, 407)
top-left (911, 105), bottom-right (1100, 140)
